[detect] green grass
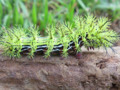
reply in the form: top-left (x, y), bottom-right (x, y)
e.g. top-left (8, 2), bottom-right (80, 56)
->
top-left (0, 0), bottom-right (120, 34)
top-left (95, 0), bottom-right (120, 21)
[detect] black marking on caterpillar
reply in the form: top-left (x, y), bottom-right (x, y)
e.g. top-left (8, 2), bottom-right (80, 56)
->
top-left (20, 36), bottom-right (82, 55)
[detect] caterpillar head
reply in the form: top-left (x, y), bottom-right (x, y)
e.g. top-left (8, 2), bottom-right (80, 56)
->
top-left (74, 14), bottom-right (119, 50)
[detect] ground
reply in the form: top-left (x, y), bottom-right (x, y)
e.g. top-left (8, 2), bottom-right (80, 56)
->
top-left (0, 47), bottom-right (120, 90)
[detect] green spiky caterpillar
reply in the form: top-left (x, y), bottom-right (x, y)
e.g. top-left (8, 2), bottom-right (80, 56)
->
top-left (0, 14), bottom-right (119, 59)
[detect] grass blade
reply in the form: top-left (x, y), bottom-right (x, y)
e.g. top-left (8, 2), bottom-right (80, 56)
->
top-left (77, 0), bottom-right (89, 12)
top-left (0, 3), bottom-right (3, 25)
top-left (31, 1), bottom-right (37, 25)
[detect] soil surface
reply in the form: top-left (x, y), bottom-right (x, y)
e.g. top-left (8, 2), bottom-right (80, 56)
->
top-left (111, 20), bottom-right (120, 46)
top-left (0, 47), bottom-right (120, 90)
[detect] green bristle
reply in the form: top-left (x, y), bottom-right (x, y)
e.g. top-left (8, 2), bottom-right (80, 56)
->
top-left (57, 24), bottom-right (69, 57)
top-left (45, 25), bottom-right (55, 58)
top-left (28, 27), bottom-right (39, 58)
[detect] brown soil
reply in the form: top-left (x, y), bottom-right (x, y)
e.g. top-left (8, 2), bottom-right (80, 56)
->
top-left (0, 47), bottom-right (120, 90)
top-left (111, 20), bottom-right (120, 46)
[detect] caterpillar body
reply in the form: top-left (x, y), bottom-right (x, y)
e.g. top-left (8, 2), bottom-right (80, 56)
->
top-left (21, 36), bottom-right (82, 55)
top-left (0, 15), bottom-right (119, 59)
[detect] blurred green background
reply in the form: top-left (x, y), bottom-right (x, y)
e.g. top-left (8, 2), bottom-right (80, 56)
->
top-left (0, 0), bottom-right (120, 33)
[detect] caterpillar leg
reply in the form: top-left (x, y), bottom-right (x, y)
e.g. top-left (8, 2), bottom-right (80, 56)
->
top-left (76, 52), bottom-right (82, 59)
top-left (87, 46), bottom-right (94, 51)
